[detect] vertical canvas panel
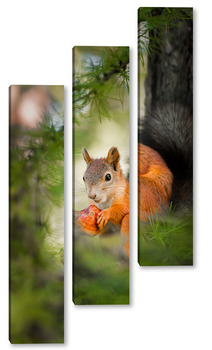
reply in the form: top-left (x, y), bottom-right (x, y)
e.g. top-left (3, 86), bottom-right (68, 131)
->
top-left (73, 46), bottom-right (129, 304)
top-left (9, 85), bottom-right (64, 343)
top-left (138, 8), bottom-right (193, 266)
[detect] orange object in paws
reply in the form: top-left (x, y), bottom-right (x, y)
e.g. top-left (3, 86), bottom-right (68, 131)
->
top-left (77, 205), bottom-right (101, 235)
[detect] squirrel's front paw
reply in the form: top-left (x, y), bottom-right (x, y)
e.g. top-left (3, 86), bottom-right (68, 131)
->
top-left (97, 209), bottom-right (110, 230)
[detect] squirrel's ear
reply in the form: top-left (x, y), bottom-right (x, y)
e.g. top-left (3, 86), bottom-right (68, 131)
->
top-left (106, 147), bottom-right (120, 171)
top-left (82, 148), bottom-right (92, 164)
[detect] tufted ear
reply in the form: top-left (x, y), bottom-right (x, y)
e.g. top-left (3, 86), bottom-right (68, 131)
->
top-left (106, 147), bottom-right (120, 171)
top-left (82, 148), bottom-right (92, 164)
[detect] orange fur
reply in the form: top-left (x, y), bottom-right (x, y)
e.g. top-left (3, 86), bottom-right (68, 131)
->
top-left (95, 162), bottom-right (130, 256)
top-left (138, 144), bottom-right (173, 221)
top-left (97, 177), bottom-right (130, 256)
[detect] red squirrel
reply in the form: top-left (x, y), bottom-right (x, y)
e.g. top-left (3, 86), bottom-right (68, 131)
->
top-left (82, 145), bottom-right (174, 257)
top-left (82, 147), bottom-right (130, 255)
top-left (81, 105), bottom-right (192, 257)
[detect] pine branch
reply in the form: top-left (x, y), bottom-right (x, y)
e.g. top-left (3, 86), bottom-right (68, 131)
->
top-left (138, 7), bottom-right (193, 64)
top-left (73, 47), bottom-right (129, 122)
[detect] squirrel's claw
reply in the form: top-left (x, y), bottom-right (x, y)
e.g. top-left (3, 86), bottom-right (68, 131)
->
top-left (97, 210), bottom-right (109, 230)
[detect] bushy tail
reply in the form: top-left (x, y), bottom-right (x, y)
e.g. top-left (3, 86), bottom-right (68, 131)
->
top-left (139, 104), bottom-right (193, 209)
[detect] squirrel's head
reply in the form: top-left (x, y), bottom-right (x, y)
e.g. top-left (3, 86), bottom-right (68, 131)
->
top-left (82, 147), bottom-right (122, 205)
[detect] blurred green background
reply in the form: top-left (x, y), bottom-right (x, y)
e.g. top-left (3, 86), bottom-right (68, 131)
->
top-left (73, 47), bottom-right (129, 304)
top-left (9, 85), bottom-right (64, 343)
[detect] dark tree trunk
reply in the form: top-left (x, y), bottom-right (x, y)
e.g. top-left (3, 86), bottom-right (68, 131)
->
top-left (139, 10), bottom-right (193, 210)
top-left (145, 15), bottom-right (193, 114)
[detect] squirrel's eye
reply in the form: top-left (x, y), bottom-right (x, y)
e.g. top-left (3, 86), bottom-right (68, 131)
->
top-left (83, 176), bottom-right (85, 181)
top-left (105, 173), bottom-right (111, 181)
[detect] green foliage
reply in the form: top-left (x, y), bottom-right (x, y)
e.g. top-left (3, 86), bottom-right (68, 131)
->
top-left (9, 115), bottom-right (64, 343)
top-left (11, 117), bottom-right (64, 206)
top-left (73, 233), bottom-right (129, 305)
top-left (73, 47), bottom-right (129, 122)
top-left (138, 7), bottom-right (193, 64)
top-left (138, 206), bottom-right (193, 266)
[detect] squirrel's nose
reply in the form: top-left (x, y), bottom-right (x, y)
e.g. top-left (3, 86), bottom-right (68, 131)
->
top-left (88, 194), bottom-right (96, 200)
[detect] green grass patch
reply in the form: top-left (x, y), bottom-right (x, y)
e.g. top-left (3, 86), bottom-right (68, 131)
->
top-left (138, 206), bottom-right (193, 266)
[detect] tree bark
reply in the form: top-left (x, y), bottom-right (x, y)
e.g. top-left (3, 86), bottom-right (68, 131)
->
top-left (144, 14), bottom-right (193, 114)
